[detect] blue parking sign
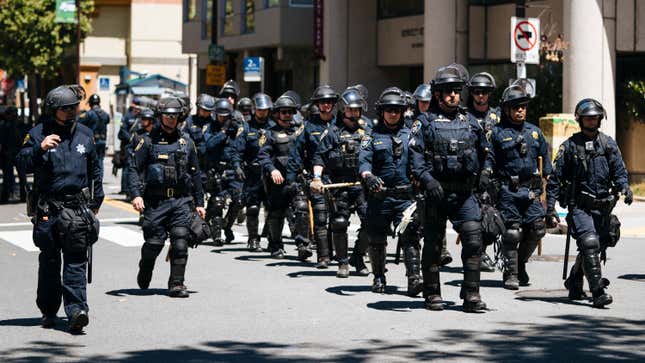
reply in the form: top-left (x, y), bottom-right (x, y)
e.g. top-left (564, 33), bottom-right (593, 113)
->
top-left (243, 57), bottom-right (262, 82)
top-left (99, 77), bottom-right (110, 91)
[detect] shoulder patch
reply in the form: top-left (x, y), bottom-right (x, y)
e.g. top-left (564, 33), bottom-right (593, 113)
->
top-left (320, 129), bottom-right (328, 141)
top-left (237, 126), bottom-right (244, 137)
top-left (532, 131), bottom-right (539, 140)
top-left (22, 134), bottom-right (30, 146)
top-left (360, 136), bottom-right (372, 149)
top-left (489, 113), bottom-right (498, 121)
top-left (134, 138), bottom-right (145, 151)
top-left (258, 134), bottom-right (266, 147)
top-left (411, 120), bottom-right (422, 135)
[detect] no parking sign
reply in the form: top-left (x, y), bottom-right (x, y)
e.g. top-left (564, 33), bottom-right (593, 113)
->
top-left (510, 17), bottom-right (540, 64)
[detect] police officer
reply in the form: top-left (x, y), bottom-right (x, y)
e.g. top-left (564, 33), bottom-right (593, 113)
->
top-left (412, 83), bottom-right (432, 119)
top-left (311, 89), bottom-right (371, 278)
top-left (182, 94), bottom-right (215, 165)
top-left (466, 73), bottom-right (501, 272)
top-left (241, 93), bottom-right (274, 252)
top-left (127, 108), bottom-right (156, 158)
top-left (237, 97), bottom-right (254, 122)
top-left (286, 85), bottom-right (339, 267)
top-left (358, 87), bottom-right (422, 295)
top-left (203, 98), bottom-right (244, 246)
top-left (546, 99), bottom-right (632, 308)
top-left (483, 85), bottom-right (551, 290)
top-left (79, 94), bottom-right (110, 177)
top-left (128, 96), bottom-right (205, 298)
top-left (19, 85), bottom-right (103, 332)
top-left (0, 106), bottom-right (19, 203)
top-left (117, 98), bottom-right (143, 195)
top-left (409, 64), bottom-right (489, 312)
top-left (257, 95), bottom-right (307, 258)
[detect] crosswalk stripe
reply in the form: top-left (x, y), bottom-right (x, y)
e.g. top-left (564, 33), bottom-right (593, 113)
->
top-left (99, 226), bottom-right (145, 247)
top-left (0, 230), bottom-right (39, 252)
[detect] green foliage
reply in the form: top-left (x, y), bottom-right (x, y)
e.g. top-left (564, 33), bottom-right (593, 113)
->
top-left (0, 0), bottom-right (94, 78)
top-left (623, 80), bottom-right (645, 122)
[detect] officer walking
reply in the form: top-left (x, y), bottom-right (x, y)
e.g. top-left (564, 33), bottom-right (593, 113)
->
top-left (117, 98), bottom-right (143, 195)
top-left (79, 94), bottom-right (110, 177)
top-left (182, 94), bottom-right (216, 166)
top-left (203, 99), bottom-right (244, 246)
top-left (128, 96), bottom-right (205, 298)
top-left (237, 97), bottom-right (254, 122)
top-left (1, 106), bottom-right (19, 203)
top-left (311, 89), bottom-right (371, 278)
top-left (358, 87), bottom-right (422, 295)
top-left (18, 85), bottom-right (103, 332)
top-left (546, 98), bottom-right (632, 308)
top-left (256, 95), bottom-right (307, 258)
top-left (127, 108), bottom-right (156, 158)
top-left (484, 85), bottom-right (551, 290)
top-left (412, 84), bottom-right (432, 119)
top-left (409, 64), bottom-right (489, 312)
top-left (240, 93), bottom-right (274, 252)
top-left (466, 73), bottom-right (501, 272)
top-left (286, 85), bottom-right (339, 267)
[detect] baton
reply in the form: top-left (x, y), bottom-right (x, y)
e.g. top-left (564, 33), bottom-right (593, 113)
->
top-left (321, 182), bottom-right (362, 190)
top-left (87, 245), bottom-right (93, 284)
top-left (538, 156), bottom-right (544, 256)
top-left (563, 224), bottom-right (571, 280)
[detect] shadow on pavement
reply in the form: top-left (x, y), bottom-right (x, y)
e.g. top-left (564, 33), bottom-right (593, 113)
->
top-left (618, 274), bottom-right (645, 282)
top-left (2, 315), bottom-right (645, 361)
top-left (105, 288), bottom-right (198, 297)
top-left (0, 317), bottom-right (68, 333)
top-left (325, 284), bottom-right (403, 296)
top-left (366, 299), bottom-right (459, 312)
top-left (444, 279), bottom-right (504, 288)
top-left (514, 289), bottom-right (591, 307)
top-left (286, 270), bottom-right (338, 278)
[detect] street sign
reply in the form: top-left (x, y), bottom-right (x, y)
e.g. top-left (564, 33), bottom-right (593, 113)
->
top-left (510, 17), bottom-right (540, 64)
top-left (205, 64), bottom-right (226, 86)
top-left (208, 44), bottom-right (225, 63)
top-left (55, 0), bottom-right (77, 24)
top-left (243, 57), bottom-right (263, 82)
top-left (99, 77), bottom-right (110, 91)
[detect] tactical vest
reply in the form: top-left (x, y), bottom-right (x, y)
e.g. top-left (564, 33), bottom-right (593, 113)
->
top-left (427, 114), bottom-right (478, 182)
top-left (271, 125), bottom-right (302, 171)
top-left (327, 127), bottom-right (364, 179)
top-left (145, 137), bottom-right (190, 194)
top-left (92, 108), bottom-right (109, 141)
top-left (497, 127), bottom-right (541, 181)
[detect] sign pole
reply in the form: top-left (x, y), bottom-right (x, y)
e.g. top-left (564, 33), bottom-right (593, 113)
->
top-left (260, 58), bottom-right (265, 93)
top-left (516, 61), bottom-right (526, 80)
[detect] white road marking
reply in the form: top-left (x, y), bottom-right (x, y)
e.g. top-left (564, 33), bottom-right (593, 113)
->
top-left (0, 230), bottom-right (39, 252)
top-left (99, 226), bottom-right (145, 247)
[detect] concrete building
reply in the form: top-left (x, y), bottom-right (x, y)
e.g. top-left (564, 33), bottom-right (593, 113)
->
top-left (81, 0), bottom-right (194, 151)
top-left (182, 0), bottom-right (645, 179)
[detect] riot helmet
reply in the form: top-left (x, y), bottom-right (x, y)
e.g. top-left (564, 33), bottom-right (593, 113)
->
top-left (88, 94), bottom-right (101, 106)
top-left (196, 93), bottom-right (216, 111)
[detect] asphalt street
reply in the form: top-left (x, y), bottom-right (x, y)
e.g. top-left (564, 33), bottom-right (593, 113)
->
top-left (0, 167), bottom-right (644, 362)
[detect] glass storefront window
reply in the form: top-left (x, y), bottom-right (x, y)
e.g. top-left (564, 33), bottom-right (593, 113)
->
top-left (243, 0), bottom-right (255, 33)
top-left (223, 0), bottom-right (235, 35)
top-left (378, 0), bottom-right (423, 19)
top-left (184, 0), bottom-right (197, 22)
top-left (201, 0), bottom-right (213, 39)
top-left (266, 0), bottom-right (280, 7)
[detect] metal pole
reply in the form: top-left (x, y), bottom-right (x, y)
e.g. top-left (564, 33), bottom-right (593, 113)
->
top-left (76, 0), bottom-right (81, 84)
top-left (260, 57), bottom-right (265, 93)
top-left (515, 0), bottom-right (526, 81)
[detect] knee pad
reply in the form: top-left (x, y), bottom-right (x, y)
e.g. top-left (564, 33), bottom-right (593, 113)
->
top-left (313, 203), bottom-right (328, 225)
top-left (171, 239), bottom-right (189, 260)
top-left (170, 226), bottom-right (190, 242)
top-left (246, 204), bottom-right (260, 217)
top-left (578, 233), bottom-right (600, 252)
top-left (141, 240), bottom-right (164, 260)
top-left (502, 227), bottom-right (523, 248)
top-left (525, 219), bottom-right (546, 241)
top-left (330, 216), bottom-right (349, 232)
top-left (458, 221), bottom-right (483, 253)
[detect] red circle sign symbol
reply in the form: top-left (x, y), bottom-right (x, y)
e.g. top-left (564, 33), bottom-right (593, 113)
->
top-left (514, 20), bottom-right (537, 51)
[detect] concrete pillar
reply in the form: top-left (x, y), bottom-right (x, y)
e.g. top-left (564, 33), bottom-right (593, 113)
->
top-left (319, 0), bottom-right (348, 91)
top-left (424, 0), bottom-right (468, 82)
top-left (563, 0), bottom-right (616, 138)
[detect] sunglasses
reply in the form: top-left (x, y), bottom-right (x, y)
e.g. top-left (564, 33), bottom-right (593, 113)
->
top-left (511, 103), bottom-right (528, 110)
top-left (279, 109), bottom-right (294, 115)
top-left (59, 104), bottom-right (77, 112)
top-left (383, 107), bottom-right (402, 114)
top-left (162, 113), bottom-right (180, 119)
top-left (471, 89), bottom-right (490, 96)
top-left (318, 100), bottom-right (335, 105)
top-left (442, 88), bottom-right (462, 95)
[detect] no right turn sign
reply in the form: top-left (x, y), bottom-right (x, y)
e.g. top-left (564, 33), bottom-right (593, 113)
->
top-left (511, 17), bottom-right (540, 64)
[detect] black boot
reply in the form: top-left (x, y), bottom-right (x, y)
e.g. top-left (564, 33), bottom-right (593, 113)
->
top-left (333, 230), bottom-right (350, 278)
top-left (440, 236), bottom-right (452, 266)
top-left (503, 249), bottom-right (519, 290)
top-left (137, 259), bottom-right (155, 289)
top-left (168, 261), bottom-right (189, 298)
top-left (296, 240), bottom-right (313, 261)
top-left (209, 216), bottom-right (224, 246)
top-left (582, 251), bottom-right (612, 308)
top-left (369, 245), bottom-right (387, 293)
top-left (564, 256), bottom-right (587, 300)
top-left (403, 246), bottom-right (423, 297)
top-left (246, 211), bottom-right (262, 252)
top-left (349, 228), bottom-right (370, 275)
top-left (315, 227), bottom-right (331, 269)
top-left (267, 214), bottom-right (285, 257)
top-left (423, 266), bottom-right (443, 310)
top-left (462, 255), bottom-right (486, 313)
top-left (68, 310), bottom-right (89, 333)
top-left (518, 237), bottom-right (539, 286)
top-left (480, 250), bottom-right (496, 272)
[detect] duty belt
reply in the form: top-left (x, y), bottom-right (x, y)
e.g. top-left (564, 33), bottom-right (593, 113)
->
top-left (374, 185), bottom-right (414, 200)
top-left (439, 179), bottom-right (475, 193)
top-left (145, 187), bottom-right (189, 200)
top-left (576, 192), bottom-right (616, 213)
top-left (45, 188), bottom-right (91, 209)
top-left (503, 175), bottom-right (542, 191)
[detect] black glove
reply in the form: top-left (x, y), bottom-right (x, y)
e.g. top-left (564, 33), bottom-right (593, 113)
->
top-left (623, 187), bottom-right (634, 205)
top-left (546, 207), bottom-right (560, 228)
top-left (425, 179), bottom-right (444, 201)
top-left (226, 121), bottom-right (239, 138)
top-left (235, 166), bottom-right (245, 181)
top-left (284, 182), bottom-right (299, 195)
top-left (362, 173), bottom-right (383, 193)
top-left (479, 169), bottom-right (492, 192)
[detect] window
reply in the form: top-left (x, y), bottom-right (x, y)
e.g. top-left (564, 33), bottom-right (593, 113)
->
top-left (201, 0), bottom-right (213, 39)
top-left (377, 0), bottom-right (423, 19)
top-left (266, 0), bottom-right (280, 7)
top-left (184, 0), bottom-right (197, 22)
top-left (242, 0), bottom-right (255, 33)
top-left (223, 0), bottom-right (235, 35)
top-left (289, 0), bottom-right (313, 7)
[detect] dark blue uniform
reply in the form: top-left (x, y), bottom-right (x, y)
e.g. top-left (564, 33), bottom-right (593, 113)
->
top-left (313, 120), bottom-right (370, 266)
top-left (127, 125), bottom-right (203, 290)
top-left (79, 106), bottom-right (110, 176)
top-left (181, 114), bottom-right (210, 164)
top-left (203, 118), bottom-right (244, 243)
top-left (409, 107), bottom-right (488, 301)
top-left (547, 131), bottom-right (628, 298)
top-left (118, 110), bottom-right (139, 194)
top-left (240, 116), bottom-right (274, 244)
top-left (286, 114), bottom-right (334, 262)
top-left (358, 121), bottom-right (420, 284)
top-left (257, 122), bottom-right (307, 254)
top-left (467, 106), bottom-right (500, 136)
top-left (18, 118), bottom-right (104, 320)
top-left (485, 117), bottom-right (551, 285)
